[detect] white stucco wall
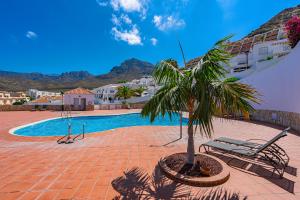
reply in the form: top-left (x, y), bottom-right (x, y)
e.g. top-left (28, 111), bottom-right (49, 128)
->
top-left (63, 94), bottom-right (94, 105)
top-left (241, 42), bottom-right (300, 114)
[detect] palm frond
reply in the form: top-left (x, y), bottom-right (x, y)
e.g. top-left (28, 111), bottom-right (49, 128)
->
top-left (212, 78), bottom-right (260, 115)
top-left (153, 59), bottom-right (184, 85)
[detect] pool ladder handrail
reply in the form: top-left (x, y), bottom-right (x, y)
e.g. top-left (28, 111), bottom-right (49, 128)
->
top-left (57, 123), bottom-right (74, 144)
top-left (72, 123), bottom-right (85, 141)
top-left (61, 110), bottom-right (72, 119)
top-left (57, 123), bottom-right (85, 144)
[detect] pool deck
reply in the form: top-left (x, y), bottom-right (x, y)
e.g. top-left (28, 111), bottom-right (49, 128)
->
top-left (0, 110), bottom-right (299, 199)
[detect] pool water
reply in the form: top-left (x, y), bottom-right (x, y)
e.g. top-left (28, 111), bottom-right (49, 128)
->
top-left (13, 113), bottom-right (188, 136)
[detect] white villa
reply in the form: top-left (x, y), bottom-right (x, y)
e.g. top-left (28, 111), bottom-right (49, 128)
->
top-left (28, 89), bottom-right (61, 100)
top-left (225, 28), bottom-right (291, 79)
top-left (186, 28), bottom-right (292, 80)
top-left (93, 84), bottom-right (123, 104)
top-left (92, 75), bottom-right (158, 104)
top-left (63, 87), bottom-right (95, 111)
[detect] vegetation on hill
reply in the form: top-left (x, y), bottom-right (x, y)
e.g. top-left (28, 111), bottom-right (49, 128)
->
top-left (285, 16), bottom-right (300, 48)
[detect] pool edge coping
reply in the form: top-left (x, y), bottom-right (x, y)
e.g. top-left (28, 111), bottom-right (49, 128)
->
top-left (9, 111), bottom-right (142, 137)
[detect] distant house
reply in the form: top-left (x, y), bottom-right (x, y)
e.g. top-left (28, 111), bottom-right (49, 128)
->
top-left (27, 96), bottom-right (62, 106)
top-left (0, 91), bottom-right (29, 105)
top-left (92, 84), bottom-right (122, 104)
top-left (28, 89), bottom-right (60, 99)
top-left (92, 75), bottom-right (158, 105)
top-left (63, 88), bottom-right (94, 111)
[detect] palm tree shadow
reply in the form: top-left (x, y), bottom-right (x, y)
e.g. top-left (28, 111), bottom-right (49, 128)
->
top-left (111, 165), bottom-right (247, 199)
top-left (192, 188), bottom-right (247, 200)
top-left (149, 137), bottom-right (182, 147)
top-left (162, 137), bottom-right (182, 146)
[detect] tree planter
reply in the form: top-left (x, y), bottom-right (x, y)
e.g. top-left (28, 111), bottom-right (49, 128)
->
top-left (158, 153), bottom-right (230, 187)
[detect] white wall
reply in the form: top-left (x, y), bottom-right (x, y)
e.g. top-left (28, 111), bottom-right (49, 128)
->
top-left (241, 42), bottom-right (300, 114)
top-left (63, 94), bottom-right (94, 105)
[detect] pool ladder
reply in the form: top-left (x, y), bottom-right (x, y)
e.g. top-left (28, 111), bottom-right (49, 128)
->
top-left (57, 123), bottom-right (85, 144)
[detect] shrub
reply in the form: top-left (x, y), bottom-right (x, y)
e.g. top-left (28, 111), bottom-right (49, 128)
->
top-left (285, 16), bottom-right (300, 48)
top-left (12, 99), bottom-right (27, 105)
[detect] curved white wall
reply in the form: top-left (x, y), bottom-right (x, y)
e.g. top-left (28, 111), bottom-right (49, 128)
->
top-left (241, 42), bottom-right (300, 114)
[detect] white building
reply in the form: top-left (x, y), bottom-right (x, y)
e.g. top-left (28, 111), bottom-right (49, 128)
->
top-left (92, 76), bottom-right (158, 104)
top-left (0, 91), bottom-right (29, 105)
top-left (227, 39), bottom-right (291, 77)
top-left (28, 89), bottom-right (61, 100)
top-left (92, 84), bottom-right (123, 104)
top-left (241, 42), bottom-right (300, 131)
top-left (125, 75), bottom-right (155, 89)
top-left (26, 96), bottom-right (62, 106)
top-left (63, 88), bottom-right (94, 111)
top-left (187, 28), bottom-right (292, 79)
top-left (224, 28), bottom-right (292, 79)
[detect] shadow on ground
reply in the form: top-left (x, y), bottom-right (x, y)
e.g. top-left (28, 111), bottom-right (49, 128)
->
top-left (111, 165), bottom-right (247, 200)
top-left (207, 151), bottom-right (296, 193)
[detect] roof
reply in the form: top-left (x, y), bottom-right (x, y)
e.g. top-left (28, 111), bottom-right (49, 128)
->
top-left (31, 96), bottom-right (62, 103)
top-left (64, 87), bottom-right (94, 95)
top-left (186, 28), bottom-right (286, 68)
top-left (186, 56), bottom-right (202, 68)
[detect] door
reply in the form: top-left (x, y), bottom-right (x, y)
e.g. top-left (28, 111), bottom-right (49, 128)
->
top-left (80, 98), bottom-right (86, 110)
top-left (73, 98), bottom-right (79, 110)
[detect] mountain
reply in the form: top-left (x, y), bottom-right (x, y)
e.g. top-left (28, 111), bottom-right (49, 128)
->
top-left (246, 5), bottom-right (300, 37)
top-left (97, 58), bottom-right (154, 80)
top-left (0, 58), bottom-right (154, 91)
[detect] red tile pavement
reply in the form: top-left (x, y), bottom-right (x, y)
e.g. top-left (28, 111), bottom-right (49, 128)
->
top-left (0, 110), bottom-right (299, 199)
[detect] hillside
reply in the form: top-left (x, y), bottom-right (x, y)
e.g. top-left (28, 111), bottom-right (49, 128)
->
top-left (0, 58), bottom-right (154, 91)
top-left (187, 4), bottom-right (300, 67)
top-left (246, 4), bottom-right (300, 37)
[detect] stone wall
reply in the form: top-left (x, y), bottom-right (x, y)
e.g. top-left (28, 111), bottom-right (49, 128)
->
top-left (251, 110), bottom-right (300, 132)
top-left (0, 105), bottom-right (34, 111)
top-left (0, 105), bottom-right (64, 111)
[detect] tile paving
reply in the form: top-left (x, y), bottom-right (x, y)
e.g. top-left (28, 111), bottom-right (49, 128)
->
top-left (0, 110), bottom-right (299, 199)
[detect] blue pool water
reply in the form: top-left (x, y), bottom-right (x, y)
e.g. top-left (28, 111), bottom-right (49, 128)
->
top-left (13, 113), bottom-right (188, 136)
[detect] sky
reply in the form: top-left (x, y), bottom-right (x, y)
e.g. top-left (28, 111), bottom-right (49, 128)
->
top-left (0, 0), bottom-right (299, 75)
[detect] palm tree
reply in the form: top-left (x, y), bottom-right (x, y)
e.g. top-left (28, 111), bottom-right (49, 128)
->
top-left (141, 36), bottom-right (259, 166)
top-left (115, 86), bottom-right (134, 102)
top-left (134, 86), bottom-right (146, 97)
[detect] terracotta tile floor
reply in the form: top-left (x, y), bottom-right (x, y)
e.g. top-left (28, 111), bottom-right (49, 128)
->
top-left (0, 110), bottom-right (299, 199)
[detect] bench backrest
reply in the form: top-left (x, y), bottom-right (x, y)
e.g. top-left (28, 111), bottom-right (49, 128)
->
top-left (255, 127), bottom-right (290, 153)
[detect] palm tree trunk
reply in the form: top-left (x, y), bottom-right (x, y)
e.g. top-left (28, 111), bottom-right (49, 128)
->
top-left (186, 98), bottom-right (195, 165)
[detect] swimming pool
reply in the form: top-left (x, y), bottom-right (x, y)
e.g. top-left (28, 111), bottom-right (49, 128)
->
top-left (12, 113), bottom-right (188, 137)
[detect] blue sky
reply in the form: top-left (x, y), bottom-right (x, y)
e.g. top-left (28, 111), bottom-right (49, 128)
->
top-left (0, 0), bottom-right (299, 75)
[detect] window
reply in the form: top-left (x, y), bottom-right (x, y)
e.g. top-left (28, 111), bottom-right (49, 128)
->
top-left (73, 98), bottom-right (79, 106)
top-left (258, 47), bottom-right (268, 55)
top-left (282, 45), bottom-right (290, 51)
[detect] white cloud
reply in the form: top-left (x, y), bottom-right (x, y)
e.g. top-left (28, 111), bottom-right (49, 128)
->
top-left (216, 0), bottom-right (237, 19)
top-left (25, 31), bottom-right (37, 39)
top-left (150, 38), bottom-right (158, 46)
top-left (96, 0), bottom-right (109, 6)
top-left (153, 15), bottom-right (185, 31)
top-left (111, 14), bottom-right (121, 26)
top-left (121, 14), bottom-right (132, 25)
top-left (111, 0), bottom-right (141, 12)
top-left (111, 25), bottom-right (142, 45)
top-left (111, 14), bottom-right (132, 26)
top-left (110, 0), bottom-right (148, 19)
